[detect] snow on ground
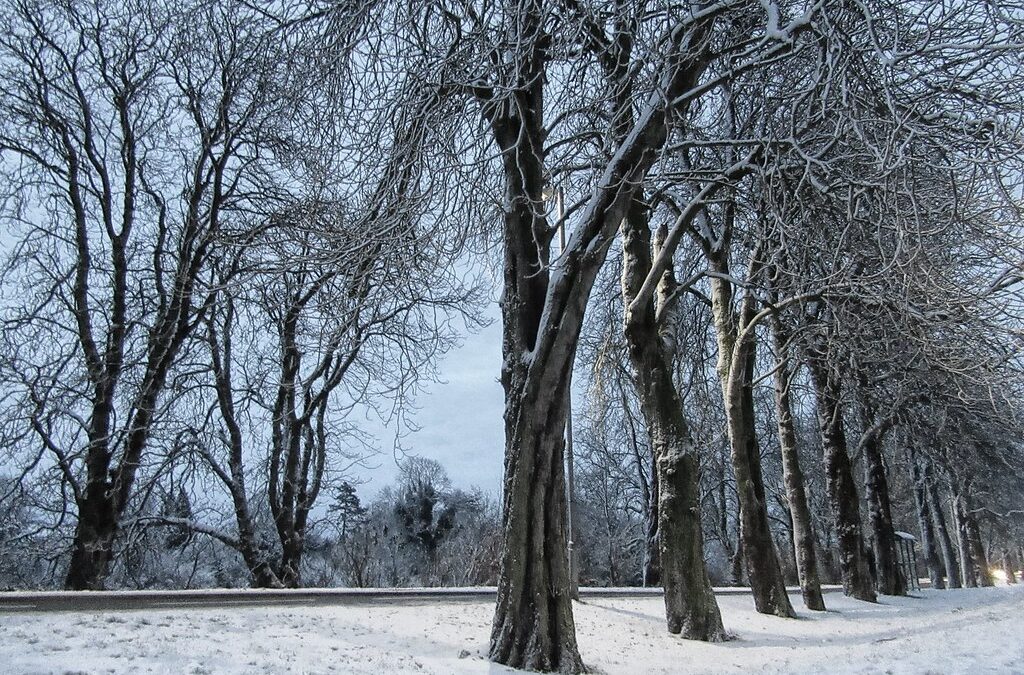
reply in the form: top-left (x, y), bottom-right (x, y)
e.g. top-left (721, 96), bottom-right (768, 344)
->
top-left (1, 584), bottom-right (1021, 674)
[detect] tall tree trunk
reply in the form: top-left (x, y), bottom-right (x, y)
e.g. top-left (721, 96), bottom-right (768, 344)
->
top-left (927, 472), bottom-right (961, 589)
top-left (854, 376), bottom-right (903, 596)
top-left (643, 472), bottom-right (661, 587)
top-left (622, 218), bottom-right (724, 641)
top-left (807, 358), bottom-right (877, 602)
top-left (771, 319), bottom-right (825, 611)
top-left (491, 378), bottom-right (581, 671)
top-left (859, 428), bottom-right (904, 595)
top-left (909, 448), bottom-right (944, 590)
top-left (950, 487), bottom-right (991, 589)
top-left (952, 492), bottom-right (977, 588)
top-left (710, 262), bottom-right (794, 618)
top-left (487, 6), bottom-right (725, 667)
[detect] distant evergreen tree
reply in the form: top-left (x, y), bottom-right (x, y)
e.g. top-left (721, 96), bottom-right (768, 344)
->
top-left (329, 482), bottom-right (368, 540)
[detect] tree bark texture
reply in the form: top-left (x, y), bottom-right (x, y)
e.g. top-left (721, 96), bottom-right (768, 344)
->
top-left (856, 394), bottom-right (904, 596)
top-left (926, 472), bottom-right (961, 589)
top-left (771, 319), bottom-right (825, 611)
top-left (909, 448), bottom-right (944, 590)
top-left (710, 264), bottom-right (794, 618)
top-left (807, 358), bottom-right (877, 602)
top-left (485, 7), bottom-right (732, 668)
top-left (622, 217), bottom-right (725, 641)
top-left (954, 488), bottom-right (992, 587)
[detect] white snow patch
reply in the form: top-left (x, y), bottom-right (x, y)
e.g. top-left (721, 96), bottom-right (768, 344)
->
top-left (1, 585), bottom-right (1021, 674)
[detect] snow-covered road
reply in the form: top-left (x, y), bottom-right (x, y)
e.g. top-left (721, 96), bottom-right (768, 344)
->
top-left (1, 584), bottom-right (1021, 674)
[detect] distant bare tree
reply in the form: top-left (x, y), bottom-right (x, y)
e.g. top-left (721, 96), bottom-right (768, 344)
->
top-left (0, 0), bottom-right (299, 589)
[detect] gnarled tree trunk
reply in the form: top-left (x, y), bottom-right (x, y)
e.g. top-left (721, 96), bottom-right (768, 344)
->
top-left (66, 498), bottom-right (118, 590)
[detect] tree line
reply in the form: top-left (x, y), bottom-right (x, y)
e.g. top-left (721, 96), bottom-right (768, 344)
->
top-left (1, 1), bottom-right (1023, 673)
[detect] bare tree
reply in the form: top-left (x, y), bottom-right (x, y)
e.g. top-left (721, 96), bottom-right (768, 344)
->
top-left (0, 0), bottom-right (298, 589)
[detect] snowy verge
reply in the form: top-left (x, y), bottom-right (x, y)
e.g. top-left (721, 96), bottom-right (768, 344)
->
top-left (0, 584), bottom-right (1020, 674)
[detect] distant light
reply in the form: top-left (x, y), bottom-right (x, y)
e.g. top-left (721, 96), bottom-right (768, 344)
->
top-left (992, 569), bottom-right (1008, 584)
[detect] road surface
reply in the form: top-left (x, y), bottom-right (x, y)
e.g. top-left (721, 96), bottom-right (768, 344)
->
top-left (0, 584), bottom-right (844, 613)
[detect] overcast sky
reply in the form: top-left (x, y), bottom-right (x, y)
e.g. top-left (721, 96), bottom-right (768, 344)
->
top-left (350, 302), bottom-right (506, 499)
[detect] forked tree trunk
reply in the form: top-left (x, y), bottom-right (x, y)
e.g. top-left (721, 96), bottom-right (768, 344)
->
top-left (486, 5), bottom-right (726, 667)
top-left (807, 358), bottom-right (877, 602)
top-left (909, 448), bottom-right (944, 590)
top-left (771, 319), bottom-right (825, 611)
top-left (711, 269), bottom-right (794, 618)
top-left (622, 219), bottom-right (724, 641)
top-left (487, 101), bottom-right (584, 670)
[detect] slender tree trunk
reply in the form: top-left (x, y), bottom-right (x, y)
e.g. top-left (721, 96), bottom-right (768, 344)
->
top-left (730, 536), bottom-right (745, 586)
top-left (709, 264), bottom-right (794, 618)
top-left (860, 430), bottom-right (904, 596)
top-left (909, 448), bottom-right (944, 590)
top-left (927, 472), bottom-right (961, 589)
top-left (807, 358), bottom-right (876, 602)
top-left (623, 387), bottom-right (659, 587)
top-left (771, 319), bottom-right (825, 611)
top-left (622, 218), bottom-right (724, 641)
top-left (956, 490), bottom-right (992, 587)
top-left (643, 472), bottom-right (661, 587)
top-left (207, 303), bottom-right (284, 589)
top-left (952, 492), bottom-right (978, 588)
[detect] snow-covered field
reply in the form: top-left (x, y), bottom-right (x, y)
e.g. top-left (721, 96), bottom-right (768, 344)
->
top-left (1, 585), bottom-right (1021, 674)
